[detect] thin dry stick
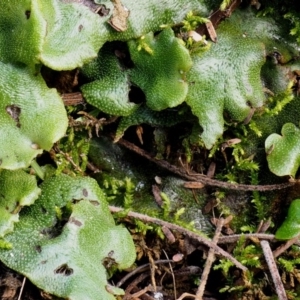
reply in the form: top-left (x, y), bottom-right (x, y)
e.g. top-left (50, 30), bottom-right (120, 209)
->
top-left (258, 219), bottom-right (272, 234)
top-left (116, 259), bottom-right (173, 287)
top-left (148, 253), bottom-right (157, 293)
top-left (218, 233), bottom-right (275, 244)
top-left (177, 293), bottom-right (197, 300)
top-left (123, 273), bottom-right (150, 300)
top-left (110, 206), bottom-right (247, 272)
top-left (117, 139), bottom-right (294, 191)
top-left (86, 161), bottom-right (101, 173)
top-left (260, 240), bottom-right (287, 300)
top-left (162, 249), bottom-right (177, 299)
top-left (17, 277), bottom-right (26, 300)
top-left (129, 285), bottom-right (153, 299)
top-left (195, 218), bottom-right (225, 300)
top-left (273, 233), bottom-right (300, 258)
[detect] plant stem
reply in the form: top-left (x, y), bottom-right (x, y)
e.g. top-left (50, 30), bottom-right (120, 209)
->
top-left (30, 160), bottom-right (45, 180)
top-left (109, 206), bottom-right (247, 271)
top-left (117, 138), bottom-right (294, 191)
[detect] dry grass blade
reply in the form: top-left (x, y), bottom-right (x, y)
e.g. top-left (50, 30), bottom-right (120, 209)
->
top-left (162, 249), bottom-right (176, 299)
top-left (17, 277), bottom-right (26, 300)
top-left (273, 233), bottom-right (300, 258)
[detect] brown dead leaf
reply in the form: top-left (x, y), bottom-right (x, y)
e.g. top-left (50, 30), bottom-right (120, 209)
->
top-left (136, 125), bottom-right (144, 145)
top-left (205, 21), bottom-right (217, 43)
top-left (202, 197), bottom-right (218, 214)
top-left (152, 184), bottom-right (163, 207)
top-left (221, 138), bottom-right (242, 151)
top-left (96, 5), bottom-right (110, 16)
top-left (211, 216), bottom-right (234, 235)
top-left (162, 226), bottom-right (176, 244)
top-left (182, 236), bottom-right (197, 256)
top-left (108, 0), bottom-right (130, 32)
top-left (6, 105), bottom-right (21, 128)
top-left (206, 162), bottom-right (216, 178)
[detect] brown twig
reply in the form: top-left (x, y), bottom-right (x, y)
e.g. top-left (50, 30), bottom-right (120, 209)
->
top-left (123, 273), bottom-right (150, 300)
top-left (196, 0), bottom-right (242, 37)
top-left (86, 161), bottom-right (101, 173)
top-left (260, 240), bottom-right (287, 300)
top-left (148, 253), bottom-right (157, 293)
top-left (273, 233), bottom-right (300, 258)
top-left (218, 233), bottom-right (275, 244)
top-left (117, 139), bottom-right (294, 191)
top-left (129, 285), bottom-right (153, 299)
top-left (177, 293), bottom-right (197, 300)
top-left (116, 260), bottom-right (174, 288)
top-left (257, 219), bottom-right (272, 234)
top-left (196, 218), bottom-right (225, 299)
top-left (109, 206), bottom-right (247, 271)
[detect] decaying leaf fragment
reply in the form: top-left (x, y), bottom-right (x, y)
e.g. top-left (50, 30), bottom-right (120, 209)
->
top-left (205, 21), bottom-right (217, 42)
top-left (5, 105), bottom-right (21, 128)
top-left (108, 0), bottom-right (130, 31)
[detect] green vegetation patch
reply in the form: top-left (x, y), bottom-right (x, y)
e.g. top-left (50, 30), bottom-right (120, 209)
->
top-left (81, 45), bottom-right (138, 116)
top-left (186, 16), bottom-right (266, 149)
top-left (0, 175), bottom-right (136, 300)
top-left (0, 169), bottom-right (40, 238)
top-left (128, 28), bottom-right (193, 111)
top-left (266, 123), bottom-right (300, 177)
top-left (0, 62), bottom-right (67, 170)
top-left (276, 199), bottom-right (300, 240)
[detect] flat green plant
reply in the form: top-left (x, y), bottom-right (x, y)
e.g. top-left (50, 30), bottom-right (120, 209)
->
top-left (1, 0), bottom-right (300, 299)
